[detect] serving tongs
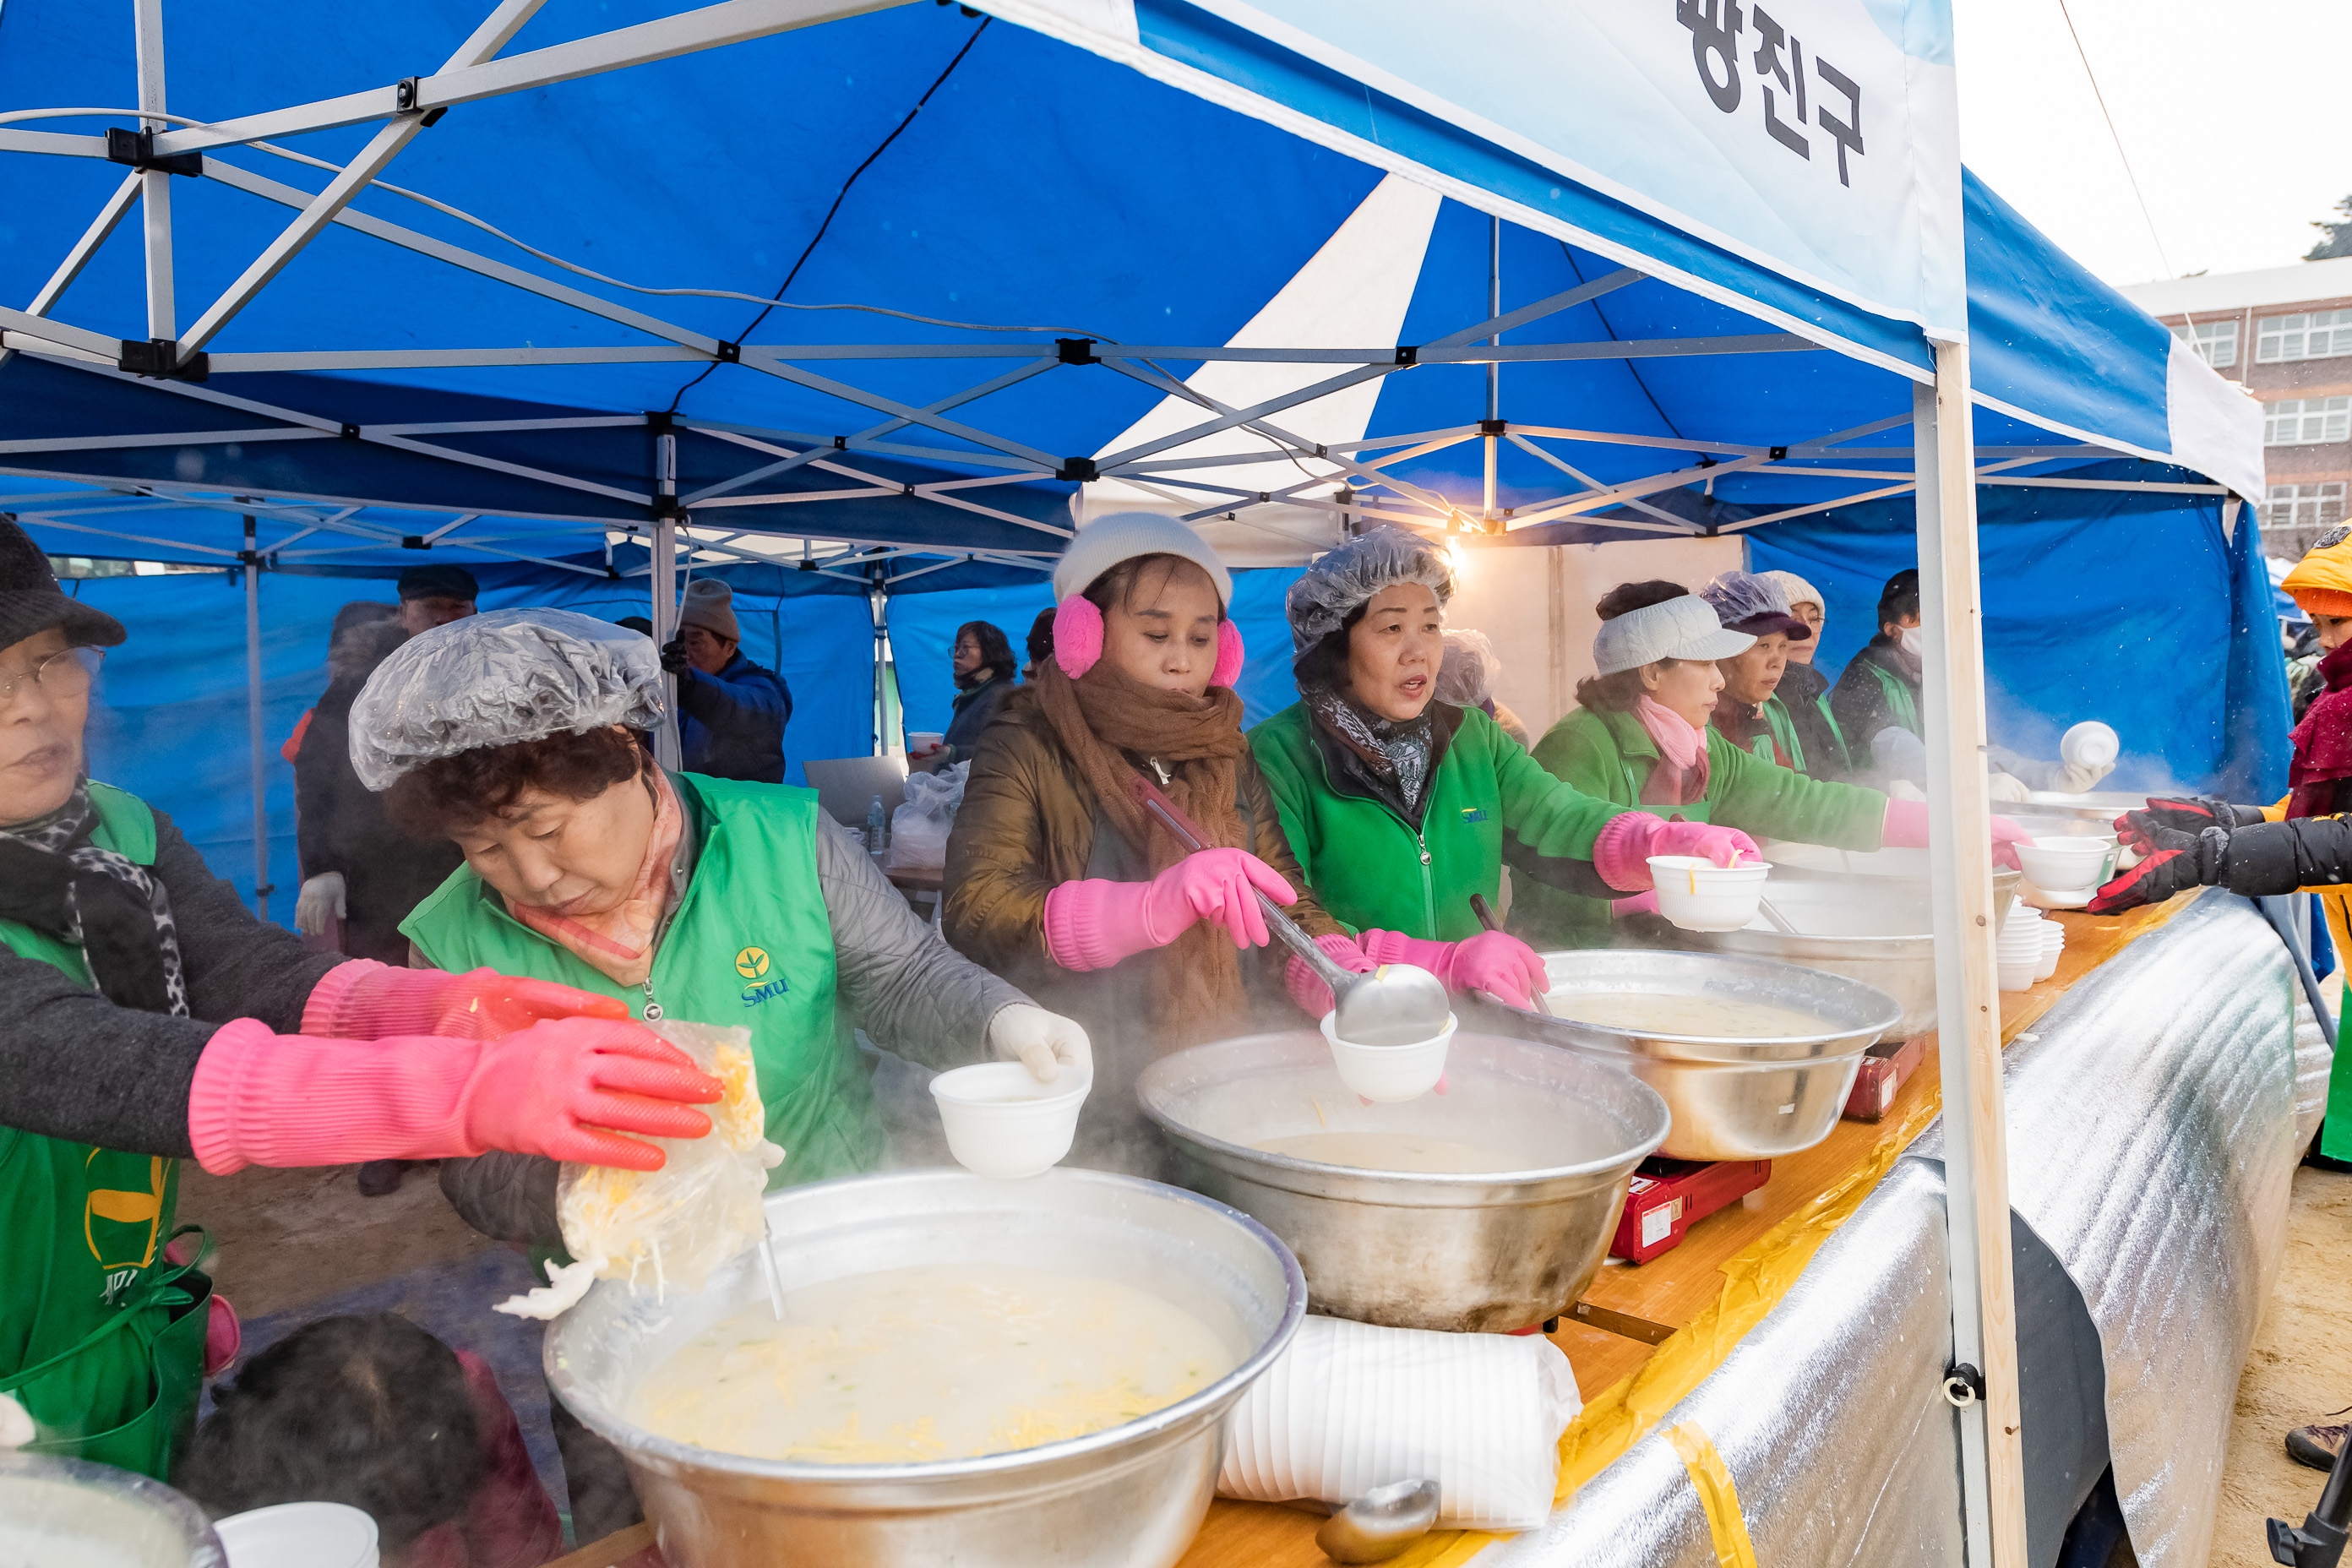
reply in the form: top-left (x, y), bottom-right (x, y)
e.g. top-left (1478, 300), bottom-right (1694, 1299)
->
top-left (1127, 774), bottom-right (1451, 1048)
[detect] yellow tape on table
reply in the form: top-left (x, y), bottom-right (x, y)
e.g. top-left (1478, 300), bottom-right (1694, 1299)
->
top-left (1664, 1421), bottom-right (1761, 1568)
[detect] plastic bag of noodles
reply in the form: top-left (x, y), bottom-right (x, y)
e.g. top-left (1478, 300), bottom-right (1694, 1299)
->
top-left (495, 1020), bottom-right (782, 1319)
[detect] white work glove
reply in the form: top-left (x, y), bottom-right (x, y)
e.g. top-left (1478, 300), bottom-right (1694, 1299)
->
top-left (295, 871), bottom-right (346, 936)
top-left (2050, 758), bottom-right (2117, 795)
top-left (988, 1003), bottom-right (1093, 1084)
top-left (0, 1391), bottom-right (33, 1450)
top-left (1985, 771), bottom-right (2032, 803)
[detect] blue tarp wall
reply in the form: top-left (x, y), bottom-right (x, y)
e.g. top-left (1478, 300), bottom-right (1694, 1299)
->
top-left (1746, 469), bottom-right (2292, 801)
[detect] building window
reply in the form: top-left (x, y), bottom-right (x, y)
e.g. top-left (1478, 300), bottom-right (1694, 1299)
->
top-left (2266, 483), bottom-right (2347, 530)
top-left (2256, 310), bottom-right (2352, 363)
top-left (2172, 318), bottom-right (2237, 368)
top-left (2264, 396), bottom-right (2352, 445)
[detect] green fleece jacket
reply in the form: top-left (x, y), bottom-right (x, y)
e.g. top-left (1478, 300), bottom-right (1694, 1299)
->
top-left (1516, 705), bottom-right (1886, 945)
top-left (1249, 700), bottom-right (1627, 944)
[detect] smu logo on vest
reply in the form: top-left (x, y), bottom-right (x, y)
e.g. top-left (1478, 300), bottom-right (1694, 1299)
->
top-left (733, 946), bottom-right (790, 1009)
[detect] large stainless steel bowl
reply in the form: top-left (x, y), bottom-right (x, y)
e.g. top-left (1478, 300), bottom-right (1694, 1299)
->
top-left (1676, 873), bottom-right (2022, 1040)
top-left (547, 1168), bottom-right (1305, 1568)
top-left (1464, 950), bottom-right (1900, 1162)
top-left (1136, 1030), bottom-right (1669, 1332)
top-left (1761, 841), bottom-right (2026, 907)
top-left (0, 1453), bottom-right (224, 1567)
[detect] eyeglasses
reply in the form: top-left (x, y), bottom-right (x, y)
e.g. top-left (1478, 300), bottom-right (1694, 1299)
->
top-left (0, 645), bottom-right (103, 707)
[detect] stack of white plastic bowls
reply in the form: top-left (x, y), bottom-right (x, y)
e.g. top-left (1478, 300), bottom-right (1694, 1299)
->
top-left (2038, 918), bottom-right (2065, 982)
top-left (1996, 904), bottom-right (2047, 992)
top-left (215, 1503), bottom-right (378, 1568)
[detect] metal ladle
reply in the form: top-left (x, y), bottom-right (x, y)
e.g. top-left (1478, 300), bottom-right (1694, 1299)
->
top-left (1314, 1478), bottom-right (1442, 1564)
top-left (1129, 775), bottom-right (1451, 1048)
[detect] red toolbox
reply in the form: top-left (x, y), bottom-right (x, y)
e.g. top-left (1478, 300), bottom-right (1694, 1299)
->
top-left (1610, 1157), bottom-right (1771, 1264)
top-left (1843, 1034), bottom-right (1927, 1122)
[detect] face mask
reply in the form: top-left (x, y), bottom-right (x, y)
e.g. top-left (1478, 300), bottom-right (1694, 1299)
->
top-left (1897, 625), bottom-right (1925, 658)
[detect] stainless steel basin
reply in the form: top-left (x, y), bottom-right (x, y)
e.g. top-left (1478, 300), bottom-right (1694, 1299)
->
top-left (1761, 841), bottom-right (2027, 906)
top-left (1464, 950), bottom-right (1899, 1162)
top-left (1675, 873), bottom-right (2021, 1040)
top-left (547, 1168), bottom-right (1305, 1568)
top-left (0, 1453), bottom-right (224, 1568)
top-left (1136, 1029), bottom-right (1669, 1332)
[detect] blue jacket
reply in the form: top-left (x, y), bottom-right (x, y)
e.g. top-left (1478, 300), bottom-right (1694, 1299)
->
top-left (678, 653), bottom-right (792, 783)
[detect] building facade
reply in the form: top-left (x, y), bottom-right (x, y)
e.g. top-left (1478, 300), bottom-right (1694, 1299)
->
top-left (2120, 256), bottom-right (2352, 560)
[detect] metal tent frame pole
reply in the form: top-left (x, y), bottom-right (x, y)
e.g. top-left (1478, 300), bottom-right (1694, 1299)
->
top-left (649, 509), bottom-right (682, 770)
top-left (1916, 341), bottom-right (2029, 1567)
top-left (241, 511), bottom-right (270, 920)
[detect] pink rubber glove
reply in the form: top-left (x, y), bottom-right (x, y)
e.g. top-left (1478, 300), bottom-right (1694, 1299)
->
top-left (1358, 928), bottom-right (1550, 1010)
top-left (1043, 848), bottom-right (1298, 970)
top-left (1883, 797), bottom-right (2032, 868)
top-left (1611, 890), bottom-right (1662, 918)
top-left (1592, 813), bottom-right (1762, 891)
top-left (1880, 796), bottom-right (1930, 848)
top-left (302, 961), bottom-right (632, 1041)
top-left (1284, 933), bottom-right (1378, 1017)
top-left (188, 1016), bottom-right (723, 1177)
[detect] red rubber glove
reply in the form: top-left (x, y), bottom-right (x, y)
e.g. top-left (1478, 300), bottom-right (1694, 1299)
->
top-left (1043, 849), bottom-right (1298, 968)
top-left (302, 961), bottom-right (630, 1041)
top-left (189, 1015), bottom-right (722, 1175)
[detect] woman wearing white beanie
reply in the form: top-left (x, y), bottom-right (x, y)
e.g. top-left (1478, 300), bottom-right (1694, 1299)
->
top-left (943, 514), bottom-right (1348, 1165)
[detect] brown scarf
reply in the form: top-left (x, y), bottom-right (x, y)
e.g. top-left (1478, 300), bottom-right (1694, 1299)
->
top-left (1035, 659), bottom-right (1253, 1043)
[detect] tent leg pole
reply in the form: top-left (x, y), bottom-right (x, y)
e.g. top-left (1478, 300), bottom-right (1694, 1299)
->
top-left (1916, 345), bottom-right (2028, 1568)
top-left (871, 581), bottom-right (889, 757)
top-left (242, 514), bottom-right (270, 921)
top-left (1484, 214), bottom-right (1500, 523)
top-left (650, 515), bottom-right (682, 771)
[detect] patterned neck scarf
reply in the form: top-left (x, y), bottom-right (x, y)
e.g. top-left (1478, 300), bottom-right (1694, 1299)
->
top-left (505, 767), bottom-right (685, 988)
top-left (0, 778), bottom-right (187, 1015)
top-left (1305, 685), bottom-right (1435, 813)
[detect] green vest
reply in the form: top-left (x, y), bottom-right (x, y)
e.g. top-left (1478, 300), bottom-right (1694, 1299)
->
top-left (401, 773), bottom-right (884, 1185)
top-left (1865, 662), bottom-right (1922, 738)
top-left (0, 782), bottom-right (212, 1480)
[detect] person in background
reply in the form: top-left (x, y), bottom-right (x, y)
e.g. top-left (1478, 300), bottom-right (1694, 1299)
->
top-left (1435, 628), bottom-right (1531, 749)
top-left (613, 614), bottom-right (654, 637)
top-left (1519, 580), bottom-right (2028, 947)
top-left (1249, 528), bottom-right (1740, 987)
top-left (1761, 569), bottom-right (1827, 661)
top-left (0, 520), bottom-right (721, 1486)
top-left (1829, 566), bottom-right (2112, 798)
top-left (945, 514), bottom-right (1342, 1164)
top-left (2284, 609), bottom-right (2324, 721)
top-left (1022, 605), bottom-right (1056, 681)
top-left (659, 579), bottom-right (792, 784)
top-left (396, 564), bottom-right (478, 634)
top-left (912, 620), bottom-right (1016, 773)
top-left (1702, 572), bottom-right (1849, 779)
top-left (1757, 568), bottom-right (1843, 766)
top-left (175, 1313), bottom-right (560, 1568)
top-left (280, 602), bottom-right (397, 767)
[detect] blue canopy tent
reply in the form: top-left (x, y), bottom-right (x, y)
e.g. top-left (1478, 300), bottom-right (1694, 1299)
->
top-left (0, 3), bottom-right (2279, 1557)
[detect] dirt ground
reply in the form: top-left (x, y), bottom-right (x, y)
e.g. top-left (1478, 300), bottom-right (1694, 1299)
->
top-left (2213, 1164), bottom-right (2352, 1567)
top-left (178, 1159), bottom-right (491, 1317)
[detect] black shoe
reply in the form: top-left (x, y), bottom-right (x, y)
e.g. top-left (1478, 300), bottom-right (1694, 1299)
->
top-left (356, 1159), bottom-right (407, 1198)
top-left (2288, 1422), bottom-right (2347, 1471)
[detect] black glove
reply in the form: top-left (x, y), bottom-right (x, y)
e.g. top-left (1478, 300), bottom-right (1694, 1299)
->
top-left (2121, 795), bottom-right (2260, 847)
top-left (659, 637), bottom-right (692, 675)
top-left (2086, 819), bottom-right (2226, 913)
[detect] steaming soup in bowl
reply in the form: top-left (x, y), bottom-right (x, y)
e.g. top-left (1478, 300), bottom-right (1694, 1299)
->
top-left (632, 1263), bottom-right (1233, 1463)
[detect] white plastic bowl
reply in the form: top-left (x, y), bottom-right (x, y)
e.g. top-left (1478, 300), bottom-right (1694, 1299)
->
top-left (215, 1502), bottom-right (378, 1568)
top-left (2013, 838), bottom-right (2113, 892)
top-left (2061, 721), bottom-right (2120, 769)
top-left (1996, 957), bottom-right (2039, 993)
top-left (2036, 921), bottom-right (2064, 982)
top-left (1648, 855), bottom-right (1772, 933)
top-left (1320, 1011), bottom-right (1454, 1103)
top-left (929, 1062), bottom-right (1090, 1179)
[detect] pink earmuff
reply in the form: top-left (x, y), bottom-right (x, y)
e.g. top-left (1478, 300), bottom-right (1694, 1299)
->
top-left (1211, 619), bottom-right (1245, 689)
top-left (1052, 595), bottom-right (1105, 678)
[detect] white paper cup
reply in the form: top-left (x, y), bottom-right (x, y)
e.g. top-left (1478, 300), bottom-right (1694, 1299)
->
top-left (215, 1503), bottom-right (378, 1568)
top-left (2015, 838), bottom-right (2113, 891)
top-left (907, 731), bottom-right (945, 752)
top-left (1320, 1012), bottom-right (1454, 1103)
top-left (929, 1062), bottom-right (1090, 1179)
top-left (1647, 855), bottom-right (1772, 932)
top-left (2061, 721), bottom-right (2120, 769)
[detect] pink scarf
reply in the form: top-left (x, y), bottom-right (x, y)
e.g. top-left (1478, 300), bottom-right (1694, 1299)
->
top-left (508, 769), bottom-right (683, 988)
top-left (1635, 697), bottom-right (1711, 808)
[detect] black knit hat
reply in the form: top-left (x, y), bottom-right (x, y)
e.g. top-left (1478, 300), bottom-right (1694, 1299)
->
top-left (1876, 567), bottom-right (1921, 629)
top-left (0, 518), bottom-right (126, 651)
top-left (395, 563), bottom-right (478, 602)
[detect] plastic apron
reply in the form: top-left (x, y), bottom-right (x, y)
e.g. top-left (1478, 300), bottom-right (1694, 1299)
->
top-left (0, 782), bottom-right (211, 1480)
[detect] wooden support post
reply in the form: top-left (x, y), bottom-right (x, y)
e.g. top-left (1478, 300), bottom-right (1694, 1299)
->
top-left (1915, 341), bottom-right (2028, 1566)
